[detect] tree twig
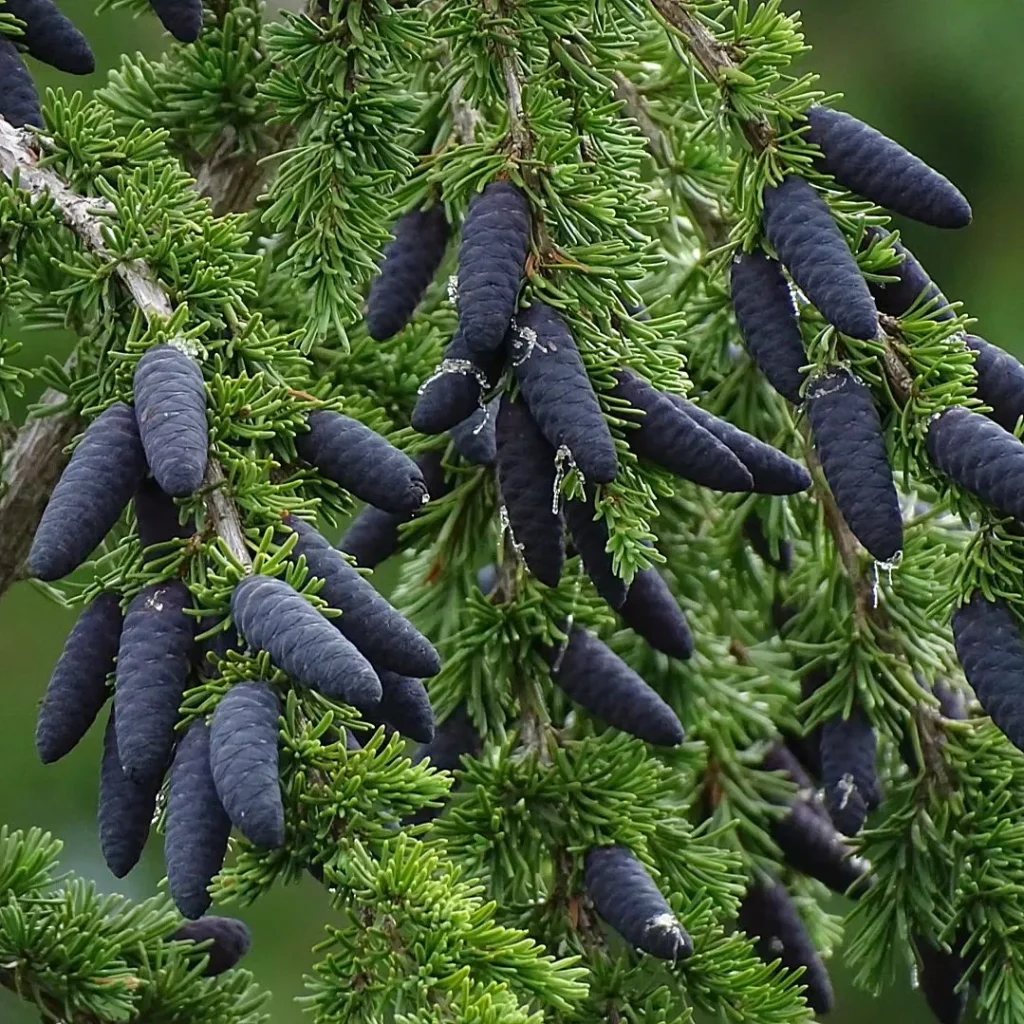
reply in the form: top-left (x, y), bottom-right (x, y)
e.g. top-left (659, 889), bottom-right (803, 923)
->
top-left (0, 118), bottom-right (252, 576)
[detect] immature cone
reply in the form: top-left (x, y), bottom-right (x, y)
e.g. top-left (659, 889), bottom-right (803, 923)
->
top-left (762, 175), bottom-right (879, 340)
top-left (927, 406), bottom-right (1024, 523)
top-left (283, 515), bottom-right (440, 678)
top-left (457, 181), bottom-right (531, 357)
top-left (297, 410), bottom-right (428, 515)
top-left (412, 330), bottom-right (504, 435)
top-left (915, 937), bottom-right (971, 1024)
top-left (408, 705), bottom-right (481, 824)
top-left (147, 0), bottom-right (204, 41)
top-left (618, 568), bottom-right (694, 661)
top-left (134, 477), bottom-right (194, 552)
top-left (30, 403), bottom-right (148, 581)
top-left (114, 581), bottom-right (195, 786)
top-left (133, 345), bottom-right (209, 497)
top-left (36, 591), bottom-right (122, 764)
top-left (512, 303), bottom-right (619, 484)
top-left (820, 708), bottom-right (881, 837)
top-left (805, 106), bottom-right (972, 229)
top-left (806, 369), bottom-right (903, 562)
top-left (340, 451), bottom-right (450, 569)
top-left (670, 396), bottom-right (812, 495)
top-left (210, 682), bottom-right (284, 850)
top-left (0, 38), bottom-right (42, 128)
top-left (166, 721), bottom-right (232, 919)
top-left (548, 626), bottom-right (684, 747)
top-left (374, 671), bottom-right (435, 744)
top-left (494, 393), bottom-right (566, 589)
top-left (367, 207), bottom-right (450, 340)
top-left (4, 0), bottom-right (94, 74)
top-left (865, 230), bottom-right (953, 320)
top-left (771, 799), bottom-right (871, 896)
top-left (952, 593), bottom-right (1024, 752)
top-left (98, 707), bottom-right (162, 878)
top-left (172, 917), bottom-right (253, 977)
top-left (450, 402), bottom-right (497, 467)
top-left (584, 845), bottom-right (693, 960)
top-left (738, 878), bottom-right (834, 1015)
top-left (965, 335), bottom-right (1024, 434)
top-left (729, 249), bottom-right (808, 404)
top-left (612, 371), bottom-right (753, 492)
top-left (231, 575), bottom-right (382, 708)
top-left (563, 490), bottom-right (627, 609)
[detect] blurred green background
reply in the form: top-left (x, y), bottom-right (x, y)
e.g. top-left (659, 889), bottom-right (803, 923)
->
top-left (0, 2), bottom-right (1010, 1020)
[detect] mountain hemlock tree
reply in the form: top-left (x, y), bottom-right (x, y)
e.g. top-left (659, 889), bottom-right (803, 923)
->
top-left (0, 0), bottom-right (1017, 1021)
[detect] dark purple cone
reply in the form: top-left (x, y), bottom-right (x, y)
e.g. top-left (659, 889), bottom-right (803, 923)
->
top-left (915, 936), bottom-right (970, 1024)
top-left (4, 0), bottom-right (94, 74)
top-left (166, 721), bottom-right (232, 920)
top-left (771, 799), bottom-right (870, 896)
top-left (511, 303), bottom-right (618, 484)
top-left (30, 403), bottom-right (148, 581)
top-left (450, 401), bottom-right (497, 467)
top-left (36, 591), bottom-right (122, 764)
top-left (133, 344), bottom-right (209, 498)
top-left (339, 451), bottom-right (450, 569)
top-left (231, 574), bottom-right (382, 708)
top-left (952, 593), bottom-right (1024, 753)
top-left (98, 707), bottom-right (161, 878)
top-left (965, 335), bottom-right (1024, 434)
top-left (619, 568), bottom-right (694, 660)
top-left (547, 626), bottom-right (683, 746)
top-left (927, 406), bottom-right (1024, 524)
top-left (172, 917), bottom-right (253, 976)
top-left (495, 393), bottom-right (565, 589)
top-left (730, 249), bottom-right (808, 404)
top-left (820, 708), bottom-right (880, 837)
top-left (367, 207), bottom-right (450, 340)
top-left (584, 845), bottom-right (692, 960)
top-left (0, 38), bottom-right (41, 128)
top-left (668, 396), bottom-right (811, 495)
top-left (210, 682), bottom-right (285, 849)
top-left (806, 106), bottom-right (971, 229)
top-left (134, 477), bottom-right (194, 552)
top-left (114, 581), bottom-right (195, 786)
top-left (374, 671), bottom-right (435, 743)
top-left (762, 175), bottom-right (878, 340)
top-left (563, 490), bottom-right (627, 609)
top-left (738, 878), bottom-right (834, 1014)
top-left (865, 229), bottom-right (953, 320)
top-left (457, 182), bottom-right (530, 357)
top-left (743, 514), bottom-right (793, 573)
top-left (297, 410), bottom-right (428, 515)
top-left (408, 705), bottom-right (480, 825)
top-left (282, 515), bottom-right (440, 678)
top-left (612, 371), bottom-right (752, 492)
top-left (147, 0), bottom-right (203, 42)
top-left (806, 369), bottom-right (903, 562)
top-left (412, 330), bottom-right (505, 436)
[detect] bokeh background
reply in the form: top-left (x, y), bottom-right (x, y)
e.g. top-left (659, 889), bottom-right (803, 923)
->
top-left (0, 2), bottom-right (1009, 1020)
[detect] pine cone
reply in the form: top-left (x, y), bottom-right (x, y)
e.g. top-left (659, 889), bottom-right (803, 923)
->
top-left (729, 249), bottom-right (808, 404)
top-left (457, 181), bottom-right (530, 357)
top-left (805, 105), bottom-right (971, 229)
top-left (806, 369), bottom-right (903, 562)
top-left (820, 707), bottom-right (881, 837)
top-left (965, 335), bottom-right (1024, 434)
top-left (618, 568), bottom-right (694, 661)
top-left (147, 0), bottom-right (204, 42)
top-left (762, 175), bottom-right (878, 340)
top-left (584, 845), bottom-right (693, 960)
top-left (134, 477), bottom-right (194, 552)
top-left (171, 917), bottom-right (253, 977)
top-left (512, 303), bottom-right (618, 484)
top-left (5, 0), bottom-right (93, 74)
top-left (372, 671), bottom-right (435, 744)
top-left (450, 401), bottom-right (497, 467)
top-left (547, 626), bottom-right (684, 746)
top-left (210, 682), bottom-right (285, 850)
top-left (495, 392), bottom-right (566, 588)
top-left (564, 489), bottom-right (627, 609)
top-left (230, 574), bottom-right (382, 708)
top-left (0, 38), bottom-right (41, 128)
top-left (36, 591), bottom-right (121, 764)
top-left (914, 936), bottom-right (971, 1024)
top-left (29, 403), bottom-right (148, 581)
top-left (865, 229), bottom-right (952, 320)
top-left (367, 207), bottom-right (450, 340)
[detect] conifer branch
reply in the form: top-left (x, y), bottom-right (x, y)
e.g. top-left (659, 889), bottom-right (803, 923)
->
top-left (0, 117), bottom-right (252, 585)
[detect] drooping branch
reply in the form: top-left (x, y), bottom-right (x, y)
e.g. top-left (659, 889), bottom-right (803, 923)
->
top-left (0, 117), bottom-right (252, 576)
